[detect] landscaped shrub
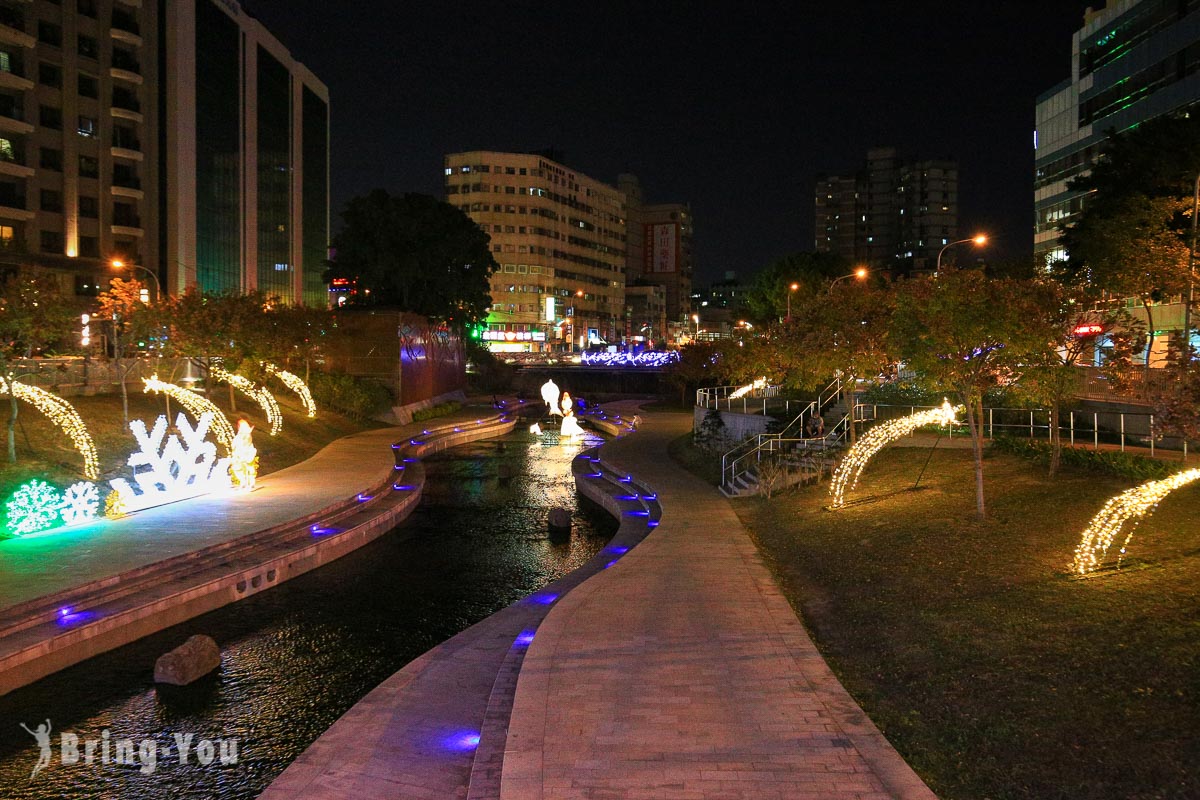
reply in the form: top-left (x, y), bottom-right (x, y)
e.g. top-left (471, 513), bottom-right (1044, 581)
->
top-left (991, 435), bottom-right (1173, 481)
top-left (308, 371), bottom-right (393, 418)
top-left (411, 401), bottom-right (462, 422)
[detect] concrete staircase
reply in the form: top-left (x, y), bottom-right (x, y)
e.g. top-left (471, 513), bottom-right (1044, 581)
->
top-left (719, 448), bottom-right (841, 498)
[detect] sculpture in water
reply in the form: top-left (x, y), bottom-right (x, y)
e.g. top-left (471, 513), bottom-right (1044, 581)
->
top-left (541, 379), bottom-right (562, 416)
top-left (560, 413), bottom-right (584, 440)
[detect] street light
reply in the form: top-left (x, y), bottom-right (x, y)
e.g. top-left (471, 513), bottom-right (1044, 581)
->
top-left (935, 234), bottom-right (987, 274)
top-left (110, 258), bottom-right (160, 301)
top-left (786, 282), bottom-right (799, 321)
top-left (829, 266), bottom-right (869, 291)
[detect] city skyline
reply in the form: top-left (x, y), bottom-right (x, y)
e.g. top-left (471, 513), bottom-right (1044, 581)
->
top-left (249, 1), bottom-right (1088, 283)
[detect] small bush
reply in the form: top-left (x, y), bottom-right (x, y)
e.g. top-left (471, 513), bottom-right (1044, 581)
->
top-left (991, 435), bottom-right (1173, 481)
top-left (309, 371), bottom-right (393, 418)
top-left (412, 401), bottom-right (462, 422)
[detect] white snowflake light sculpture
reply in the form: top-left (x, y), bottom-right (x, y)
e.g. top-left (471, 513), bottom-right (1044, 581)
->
top-left (263, 363), bottom-right (317, 418)
top-left (6, 480), bottom-right (63, 536)
top-left (109, 412), bottom-right (232, 513)
top-left (60, 481), bottom-right (99, 525)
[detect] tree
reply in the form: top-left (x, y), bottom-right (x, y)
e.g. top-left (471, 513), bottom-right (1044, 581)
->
top-left (0, 272), bottom-right (78, 462)
top-left (95, 277), bottom-right (154, 423)
top-left (892, 272), bottom-right (1047, 520)
top-left (326, 190), bottom-right (497, 329)
top-left (741, 251), bottom-right (851, 325)
top-left (666, 342), bottom-right (723, 407)
top-left (1062, 113), bottom-right (1200, 373)
top-left (782, 283), bottom-right (896, 443)
top-left (1062, 194), bottom-right (1189, 374)
top-left (1011, 281), bottom-right (1134, 476)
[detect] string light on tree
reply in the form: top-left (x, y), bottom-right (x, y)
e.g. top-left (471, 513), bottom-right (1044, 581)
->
top-left (0, 377), bottom-right (99, 479)
top-left (210, 363), bottom-right (283, 435)
top-left (829, 399), bottom-right (960, 509)
top-left (142, 375), bottom-right (235, 454)
top-left (263, 363), bottom-right (317, 418)
top-left (1072, 468), bottom-right (1200, 575)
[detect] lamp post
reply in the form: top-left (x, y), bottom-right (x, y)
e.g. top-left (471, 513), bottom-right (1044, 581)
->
top-left (111, 259), bottom-right (160, 302)
top-left (935, 234), bottom-right (988, 274)
top-left (785, 282), bottom-right (799, 321)
top-left (829, 267), bottom-right (869, 291)
top-left (691, 313), bottom-right (700, 340)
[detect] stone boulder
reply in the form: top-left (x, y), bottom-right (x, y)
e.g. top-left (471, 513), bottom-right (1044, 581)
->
top-left (548, 507), bottom-right (572, 532)
top-left (154, 635), bottom-right (221, 686)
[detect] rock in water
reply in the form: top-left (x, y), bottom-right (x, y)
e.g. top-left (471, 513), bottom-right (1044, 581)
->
top-left (548, 507), bottom-right (572, 531)
top-left (154, 635), bottom-right (221, 685)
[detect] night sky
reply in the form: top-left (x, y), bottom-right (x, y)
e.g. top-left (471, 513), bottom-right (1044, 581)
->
top-left (249, 1), bottom-right (1089, 285)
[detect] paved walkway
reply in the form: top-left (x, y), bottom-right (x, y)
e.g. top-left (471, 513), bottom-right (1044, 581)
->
top-left (0, 404), bottom-right (506, 612)
top-left (500, 409), bottom-right (936, 799)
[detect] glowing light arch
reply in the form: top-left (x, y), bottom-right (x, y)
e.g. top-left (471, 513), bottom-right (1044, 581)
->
top-left (263, 363), bottom-right (316, 418)
top-left (142, 375), bottom-right (235, 454)
top-left (0, 377), bottom-right (99, 479)
top-left (829, 400), bottom-right (960, 509)
top-left (1072, 468), bottom-right (1200, 575)
top-left (209, 364), bottom-right (283, 435)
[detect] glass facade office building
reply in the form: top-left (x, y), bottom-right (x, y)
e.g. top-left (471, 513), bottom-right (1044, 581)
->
top-left (1034, 0), bottom-right (1200, 266)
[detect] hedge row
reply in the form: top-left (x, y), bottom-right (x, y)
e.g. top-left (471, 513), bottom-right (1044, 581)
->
top-left (990, 435), bottom-right (1174, 481)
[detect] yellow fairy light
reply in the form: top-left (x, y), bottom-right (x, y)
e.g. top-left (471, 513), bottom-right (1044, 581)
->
top-left (142, 375), bottom-right (235, 454)
top-left (729, 377), bottom-right (768, 401)
top-left (263, 363), bottom-right (317, 418)
top-left (829, 399), bottom-right (960, 509)
top-left (0, 377), bottom-right (99, 479)
top-left (209, 364), bottom-right (283, 436)
top-left (229, 419), bottom-right (259, 491)
top-left (1072, 468), bottom-right (1200, 575)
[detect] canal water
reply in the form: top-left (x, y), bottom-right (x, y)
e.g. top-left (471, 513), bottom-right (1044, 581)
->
top-left (0, 429), bottom-right (614, 799)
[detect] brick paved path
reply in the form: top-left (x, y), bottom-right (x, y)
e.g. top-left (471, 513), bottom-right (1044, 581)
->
top-left (500, 408), bottom-right (937, 800)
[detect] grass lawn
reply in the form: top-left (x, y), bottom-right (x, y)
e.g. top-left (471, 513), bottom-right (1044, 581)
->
top-left (684, 440), bottom-right (1200, 799)
top-left (0, 386), bottom-right (381, 507)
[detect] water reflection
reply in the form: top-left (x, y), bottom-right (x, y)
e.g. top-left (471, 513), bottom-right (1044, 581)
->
top-left (0, 430), bottom-right (613, 799)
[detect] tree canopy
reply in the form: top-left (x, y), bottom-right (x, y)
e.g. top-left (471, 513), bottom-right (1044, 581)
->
top-left (326, 190), bottom-right (497, 328)
top-left (741, 251), bottom-right (852, 324)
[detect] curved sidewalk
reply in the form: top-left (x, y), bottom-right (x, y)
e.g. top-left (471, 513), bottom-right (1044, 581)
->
top-left (500, 409), bottom-right (937, 799)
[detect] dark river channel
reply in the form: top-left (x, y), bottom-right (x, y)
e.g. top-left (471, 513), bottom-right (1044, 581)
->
top-left (0, 429), bottom-right (615, 799)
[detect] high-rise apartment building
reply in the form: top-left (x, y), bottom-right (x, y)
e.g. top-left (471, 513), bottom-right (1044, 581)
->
top-left (815, 146), bottom-right (958, 273)
top-left (0, 0), bottom-right (328, 304)
top-left (1034, 1), bottom-right (1200, 267)
top-left (619, 173), bottom-right (693, 325)
top-left (444, 150), bottom-right (626, 353)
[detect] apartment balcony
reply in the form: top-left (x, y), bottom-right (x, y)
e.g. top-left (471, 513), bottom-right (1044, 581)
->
top-left (0, 196), bottom-right (34, 221)
top-left (0, 156), bottom-right (33, 179)
top-left (110, 184), bottom-right (143, 200)
top-left (111, 223), bottom-right (143, 238)
top-left (0, 110), bottom-right (32, 135)
top-left (0, 10), bottom-right (34, 50)
top-left (110, 106), bottom-right (143, 124)
top-left (110, 12), bottom-right (142, 46)
top-left (110, 145), bottom-right (142, 162)
top-left (0, 69), bottom-right (32, 92)
top-left (109, 66), bottom-right (142, 86)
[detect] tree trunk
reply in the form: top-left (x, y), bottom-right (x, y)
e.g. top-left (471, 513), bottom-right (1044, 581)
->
top-left (1143, 297), bottom-right (1155, 385)
top-left (7, 393), bottom-right (16, 464)
top-left (1048, 399), bottom-right (1061, 477)
top-left (228, 381), bottom-right (237, 413)
top-left (965, 395), bottom-right (986, 521)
